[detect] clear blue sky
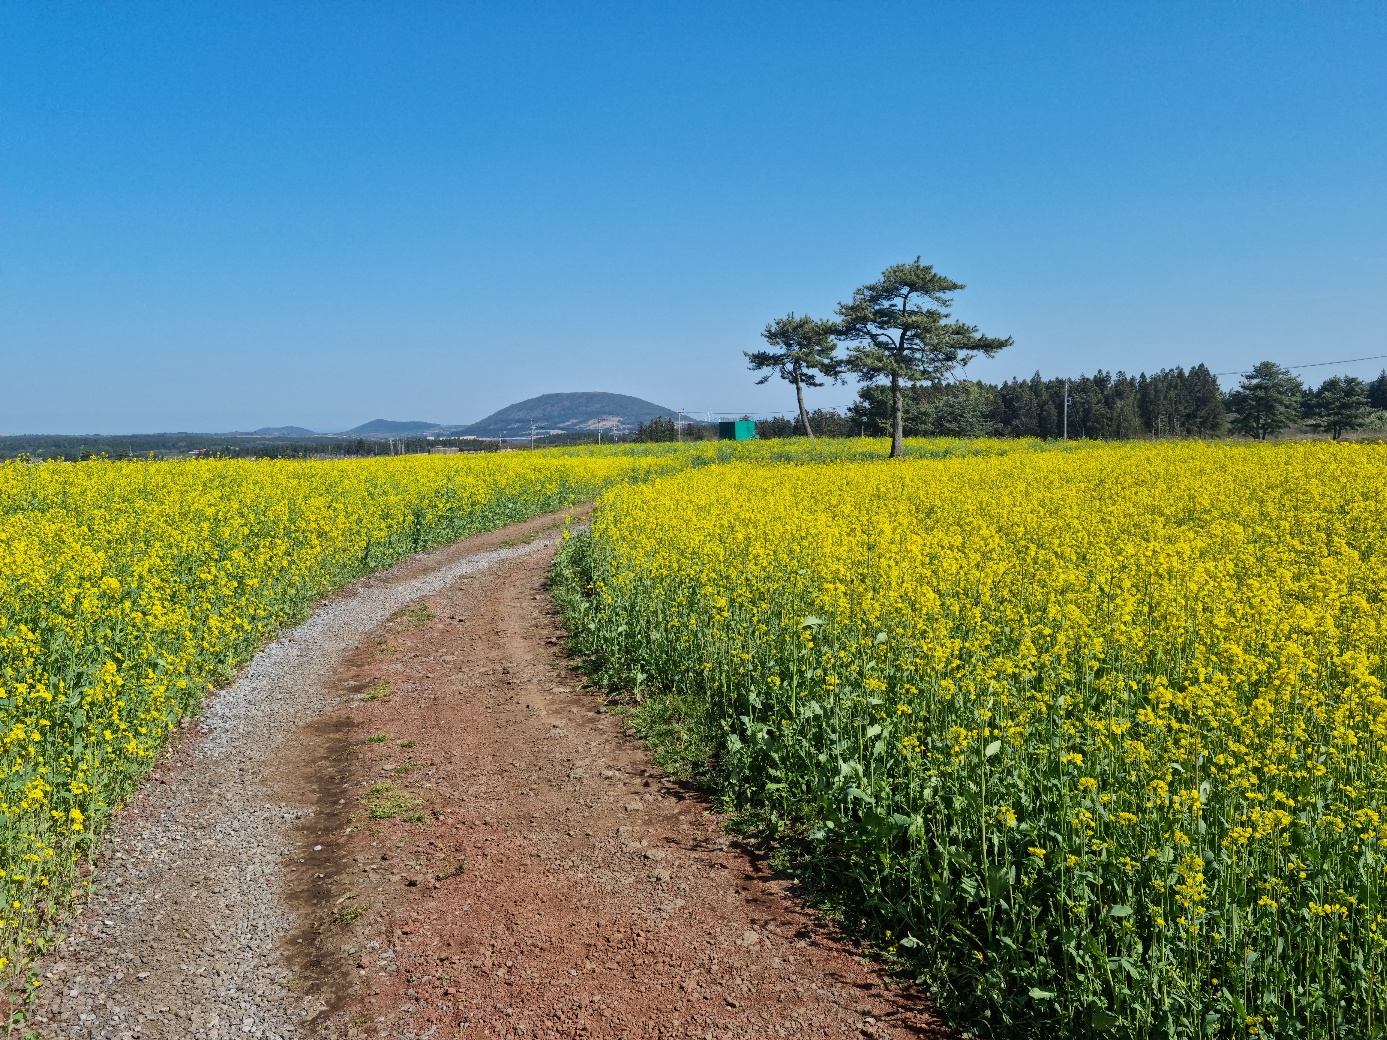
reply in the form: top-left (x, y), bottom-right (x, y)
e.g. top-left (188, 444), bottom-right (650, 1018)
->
top-left (3, 2), bottom-right (1384, 433)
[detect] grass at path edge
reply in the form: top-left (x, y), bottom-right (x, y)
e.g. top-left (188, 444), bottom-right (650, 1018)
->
top-left (547, 530), bottom-right (928, 1017)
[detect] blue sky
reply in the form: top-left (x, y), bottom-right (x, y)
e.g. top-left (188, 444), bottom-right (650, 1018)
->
top-left (2, 2), bottom-right (1384, 433)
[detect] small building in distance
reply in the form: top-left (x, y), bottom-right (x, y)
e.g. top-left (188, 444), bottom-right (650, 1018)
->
top-left (718, 420), bottom-right (757, 441)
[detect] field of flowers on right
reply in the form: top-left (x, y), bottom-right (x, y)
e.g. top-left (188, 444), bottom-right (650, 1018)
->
top-left (556, 440), bottom-right (1387, 1039)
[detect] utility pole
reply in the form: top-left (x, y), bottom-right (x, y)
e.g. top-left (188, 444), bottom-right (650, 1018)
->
top-left (676, 410), bottom-right (683, 442)
top-left (529, 420), bottom-right (536, 450)
top-left (1062, 379), bottom-right (1069, 442)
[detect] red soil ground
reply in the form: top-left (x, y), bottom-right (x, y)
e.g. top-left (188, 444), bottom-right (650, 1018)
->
top-left (281, 534), bottom-right (950, 1039)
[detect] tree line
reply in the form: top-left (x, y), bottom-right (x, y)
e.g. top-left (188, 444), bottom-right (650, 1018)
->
top-left (747, 259), bottom-right (1387, 445)
top-left (0, 434), bottom-right (505, 461)
top-left (834, 364), bottom-right (1387, 441)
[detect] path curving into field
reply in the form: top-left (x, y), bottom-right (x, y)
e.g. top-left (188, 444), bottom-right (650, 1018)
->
top-left (30, 513), bottom-right (947, 1040)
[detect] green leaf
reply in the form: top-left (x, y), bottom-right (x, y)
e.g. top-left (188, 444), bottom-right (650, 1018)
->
top-left (1107, 904), bottom-right (1133, 918)
top-left (800, 615), bottom-right (825, 628)
top-left (1090, 1009), bottom-right (1122, 1031)
top-left (1110, 956), bottom-right (1141, 980)
top-left (1028, 987), bottom-right (1056, 1000)
top-left (987, 865), bottom-right (1012, 898)
top-left (984, 740), bottom-right (1001, 758)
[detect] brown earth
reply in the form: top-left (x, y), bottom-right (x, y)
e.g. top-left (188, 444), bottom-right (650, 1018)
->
top-left (278, 535), bottom-right (950, 1039)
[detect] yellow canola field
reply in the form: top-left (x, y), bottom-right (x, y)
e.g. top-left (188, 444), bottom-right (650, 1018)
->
top-left (562, 441), bottom-right (1387, 1039)
top-left (0, 448), bottom-right (693, 969)
top-left (0, 432), bottom-right (1032, 974)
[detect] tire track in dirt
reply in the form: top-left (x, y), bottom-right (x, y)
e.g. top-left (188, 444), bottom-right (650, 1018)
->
top-left (285, 538), bottom-right (949, 1039)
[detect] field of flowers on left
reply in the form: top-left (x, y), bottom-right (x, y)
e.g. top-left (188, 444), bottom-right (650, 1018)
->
top-left (0, 449), bottom-right (691, 969)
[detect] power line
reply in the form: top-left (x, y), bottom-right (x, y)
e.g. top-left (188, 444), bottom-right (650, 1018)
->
top-left (1214, 353), bottom-right (1387, 377)
top-left (681, 410), bottom-right (794, 418)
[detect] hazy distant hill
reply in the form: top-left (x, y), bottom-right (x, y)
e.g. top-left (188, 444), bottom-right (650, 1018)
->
top-left (458, 392), bottom-right (676, 438)
top-left (252, 425), bottom-right (319, 437)
top-left (341, 419), bottom-right (443, 437)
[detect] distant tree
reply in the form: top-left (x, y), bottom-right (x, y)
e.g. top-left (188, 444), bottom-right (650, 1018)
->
top-left (827, 360), bottom-right (1222, 442)
top-left (745, 314), bottom-right (840, 438)
top-left (803, 408), bottom-right (856, 438)
top-left (994, 374), bottom-right (1045, 438)
top-left (634, 416), bottom-right (677, 442)
top-left (1227, 362), bottom-right (1304, 440)
top-left (1183, 364), bottom-right (1228, 435)
top-left (848, 384), bottom-right (929, 437)
top-left (1139, 370), bottom-right (1181, 437)
top-left (928, 382), bottom-right (997, 437)
top-left (835, 259), bottom-right (1011, 457)
top-left (1089, 371), bottom-right (1143, 438)
top-left (1307, 375), bottom-right (1371, 440)
top-left (754, 416), bottom-right (796, 439)
top-left (1138, 365), bottom-right (1227, 437)
top-left (1368, 370), bottom-right (1387, 411)
top-left (846, 381), bottom-right (998, 438)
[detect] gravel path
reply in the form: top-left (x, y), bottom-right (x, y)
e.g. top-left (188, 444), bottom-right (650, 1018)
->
top-left (279, 536), bottom-right (947, 1038)
top-left (30, 516), bottom-right (575, 1040)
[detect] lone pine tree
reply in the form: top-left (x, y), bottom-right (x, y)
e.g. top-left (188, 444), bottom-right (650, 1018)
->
top-left (835, 259), bottom-right (1011, 457)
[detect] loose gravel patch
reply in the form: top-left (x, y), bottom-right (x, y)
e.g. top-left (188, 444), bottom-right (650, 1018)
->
top-left (27, 515), bottom-right (576, 1040)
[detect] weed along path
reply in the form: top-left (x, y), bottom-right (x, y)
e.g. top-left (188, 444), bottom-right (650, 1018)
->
top-left (28, 512), bottom-right (946, 1040)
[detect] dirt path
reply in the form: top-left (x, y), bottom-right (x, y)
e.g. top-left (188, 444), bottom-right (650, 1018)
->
top-left (28, 515), bottom-right (946, 1040)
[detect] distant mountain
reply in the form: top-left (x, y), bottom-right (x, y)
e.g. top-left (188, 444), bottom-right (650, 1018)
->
top-left (458, 392), bottom-right (676, 439)
top-left (251, 426), bottom-right (319, 437)
top-left (342, 419), bottom-right (444, 437)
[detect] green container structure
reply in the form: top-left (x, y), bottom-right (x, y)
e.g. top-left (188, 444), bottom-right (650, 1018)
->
top-left (718, 420), bottom-right (758, 441)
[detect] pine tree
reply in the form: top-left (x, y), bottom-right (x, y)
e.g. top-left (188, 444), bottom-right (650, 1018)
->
top-left (1227, 362), bottom-right (1303, 440)
top-left (1307, 375), bottom-right (1371, 440)
top-left (1367, 370), bottom-right (1387, 410)
top-left (745, 314), bottom-right (840, 438)
top-left (836, 259), bottom-right (1011, 457)
top-left (1184, 364), bottom-right (1227, 435)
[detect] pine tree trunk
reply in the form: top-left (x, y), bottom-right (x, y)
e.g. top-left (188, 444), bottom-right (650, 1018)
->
top-left (795, 375), bottom-right (815, 439)
top-left (891, 374), bottom-right (904, 458)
